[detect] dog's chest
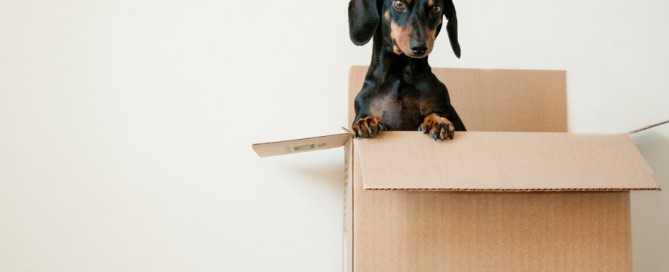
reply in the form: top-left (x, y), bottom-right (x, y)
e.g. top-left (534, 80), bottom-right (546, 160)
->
top-left (369, 85), bottom-right (434, 130)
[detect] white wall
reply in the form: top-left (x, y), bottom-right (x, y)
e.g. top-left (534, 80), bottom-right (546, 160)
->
top-left (1, 0), bottom-right (667, 271)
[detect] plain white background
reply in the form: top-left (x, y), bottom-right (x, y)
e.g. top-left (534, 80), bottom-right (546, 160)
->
top-left (1, 0), bottom-right (667, 271)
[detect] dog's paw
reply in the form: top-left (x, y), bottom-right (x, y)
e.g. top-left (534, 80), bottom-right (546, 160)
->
top-left (419, 114), bottom-right (455, 141)
top-left (352, 116), bottom-right (386, 138)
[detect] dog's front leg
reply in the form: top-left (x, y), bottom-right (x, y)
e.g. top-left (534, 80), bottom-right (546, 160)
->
top-left (352, 115), bottom-right (386, 138)
top-left (419, 113), bottom-right (455, 141)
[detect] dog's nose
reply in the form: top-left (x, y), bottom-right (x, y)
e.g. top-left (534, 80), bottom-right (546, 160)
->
top-left (410, 44), bottom-right (427, 55)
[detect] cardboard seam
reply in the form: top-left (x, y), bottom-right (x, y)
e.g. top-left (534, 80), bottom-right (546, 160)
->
top-left (350, 140), bottom-right (355, 272)
top-left (364, 187), bottom-right (660, 192)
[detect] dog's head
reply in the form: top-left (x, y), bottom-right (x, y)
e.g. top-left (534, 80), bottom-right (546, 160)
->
top-left (348, 0), bottom-right (460, 59)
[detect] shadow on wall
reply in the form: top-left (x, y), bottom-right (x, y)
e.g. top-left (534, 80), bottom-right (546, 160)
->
top-left (274, 149), bottom-right (346, 192)
top-left (630, 129), bottom-right (669, 271)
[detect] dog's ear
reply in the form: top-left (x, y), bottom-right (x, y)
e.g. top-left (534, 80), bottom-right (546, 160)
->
top-left (444, 0), bottom-right (461, 58)
top-left (348, 0), bottom-right (379, 45)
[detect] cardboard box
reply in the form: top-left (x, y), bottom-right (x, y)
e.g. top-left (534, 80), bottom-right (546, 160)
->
top-left (253, 66), bottom-right (659, 272)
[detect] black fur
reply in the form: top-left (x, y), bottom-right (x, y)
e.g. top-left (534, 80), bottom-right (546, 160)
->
top-left (349, 0), bottom-right (465, 140)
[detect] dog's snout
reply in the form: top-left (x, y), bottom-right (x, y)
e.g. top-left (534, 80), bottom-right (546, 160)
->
top-left (410, 43), bottom-right (427, 55)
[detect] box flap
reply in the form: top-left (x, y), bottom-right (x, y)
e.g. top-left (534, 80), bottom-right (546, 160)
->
top-left (357, 131), bottom-right (659, 191)
top-left (252, 133), bottom-right (350, 157)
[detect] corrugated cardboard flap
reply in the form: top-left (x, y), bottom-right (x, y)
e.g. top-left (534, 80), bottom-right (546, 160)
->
top-left (253, 133), bottom-right (350, 157)
top-left (357, 131), bottom-right (659, 191)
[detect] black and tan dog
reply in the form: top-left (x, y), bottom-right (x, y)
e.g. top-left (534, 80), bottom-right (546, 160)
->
top-left (349, 0), bottom-right (466, 140)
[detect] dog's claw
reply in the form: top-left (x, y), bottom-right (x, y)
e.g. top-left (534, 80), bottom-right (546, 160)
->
top-left (369, 122), bottom-right (378, 136)
top-left (352, 116), bottom-right (384, 138)
top-left (420, 114), bottom-right (456, 142)
top-left (360, 123), bottom-right (368, 137)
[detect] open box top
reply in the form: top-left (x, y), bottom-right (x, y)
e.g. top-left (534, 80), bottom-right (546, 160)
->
top-left (252, 131), bottom-right (659, 192)
top-left (252, 66), bottom-right (659, 192)
top-left (254, 67), bottom-right (660, 272)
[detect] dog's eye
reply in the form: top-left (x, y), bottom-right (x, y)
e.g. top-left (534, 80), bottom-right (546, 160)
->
top-left (431, 6), bottom-right (442, 15)
top-left (393, 0), bottom-right (406, 11)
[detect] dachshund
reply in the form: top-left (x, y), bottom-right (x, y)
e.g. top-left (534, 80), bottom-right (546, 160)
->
top-left (348, 0), bottom-right (466, 141)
